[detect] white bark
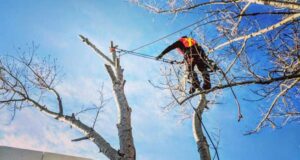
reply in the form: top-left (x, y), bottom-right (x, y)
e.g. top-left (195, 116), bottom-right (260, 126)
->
top-left (210, 13), bottom-right (300, 53)
top-left (192, 94), bottom-right (211, 160)
top-left (0, 58), bottom-right (124, 159)
top-left (239, 0), bottom-right (300, 10)
top-left (21, 96), bottom-right (123, 160)
top-left (252, 78), bottom-right (300, 133)
top-left (62, 116), bottom-right (122, 160)
top-left (105, 64), bottom-right (136, 160)
top-left (79, 35), bottom-right (114, 65)
top-left (81, 36), bottom-right (136, 160)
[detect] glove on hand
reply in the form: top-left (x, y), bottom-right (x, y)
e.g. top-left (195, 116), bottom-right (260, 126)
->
top-left (156, 55), bottom-right (163, 60)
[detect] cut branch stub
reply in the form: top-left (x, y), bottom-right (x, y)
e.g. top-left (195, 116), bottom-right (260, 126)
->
top-left (81, 36), bottom-right (136, 159)
top-left (79, 35), bottom-right (114, 65)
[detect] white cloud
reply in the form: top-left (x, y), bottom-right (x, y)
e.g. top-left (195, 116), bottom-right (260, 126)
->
top-left (0, 2), bottom-right (207, 159)
top-left (0, 108), bottom-right (107, 160)
top-left (56, 77), bottom-right (104, 103)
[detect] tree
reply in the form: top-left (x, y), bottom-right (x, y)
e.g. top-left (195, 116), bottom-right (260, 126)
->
top-left (0, 36), bottom-right (135, 160)
top-left (132, 0), bottom-right (300, 159)
top-left (1, 1), bottom-right (299, 160)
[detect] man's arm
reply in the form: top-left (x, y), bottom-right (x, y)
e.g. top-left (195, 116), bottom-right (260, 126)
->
top-left (156, 41), bottom-right (182, 60)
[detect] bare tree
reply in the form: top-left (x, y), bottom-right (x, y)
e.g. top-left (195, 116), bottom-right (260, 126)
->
top-left (0, 36), bottom-right (136, 160)
top-left (132, 0), bottom-right (300, 159)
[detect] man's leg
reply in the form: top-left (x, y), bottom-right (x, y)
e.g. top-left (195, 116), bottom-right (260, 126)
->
top-left (201, 70), bottom-right (211, 90)
top-left (186, 58), bottom-right (201, 94)
top-left (196, 61), bottom-right (211, 90)
top-left (189, 72), bottom-right (201, 93)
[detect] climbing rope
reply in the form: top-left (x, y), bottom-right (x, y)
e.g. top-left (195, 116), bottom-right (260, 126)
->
top-left (192, 106), bottom-right (220, 160)
top-left (117, 49), bottom-right (221, 160)
top-left (116, 48), bottom-right (182, 64)
top-left (113, 13), bottom-right (221, 64)
top-left (130, 4), bottom-right (236, 52)
top-left (130, 15), bottom-right (213, 52)
top-left (114, 12), bottom-right (231, 159)
top-left (118, 46), bottom-right (221, 159)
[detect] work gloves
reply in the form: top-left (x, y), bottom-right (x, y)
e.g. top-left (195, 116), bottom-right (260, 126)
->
top-left (156, 54), bottom-right (163, 60)
top-left (209, 60), bottom-right (220, 72)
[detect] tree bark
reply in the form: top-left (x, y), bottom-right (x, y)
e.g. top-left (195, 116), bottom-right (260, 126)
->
top-left (105, 64), bottom-right (136, 160)
top-left (63, 115), bottom-right (123, 160)
top-left (179, 73), bottom-right (300, 104)
top-left (26, 97), bottom-right (123, 160)
top-left (192, 94), bottom-right (211, 160)
top-left (80, 36), bottom-right (136, 159)
top-left (239, 0), bottom-right (300, 10)
top-left (209, 13), bottom-right (300, 53)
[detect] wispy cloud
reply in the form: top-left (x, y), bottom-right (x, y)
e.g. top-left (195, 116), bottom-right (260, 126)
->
top-left (0, 109), bottom-right (106, 159)
top-left (0, 1), bottom-right (207, 160)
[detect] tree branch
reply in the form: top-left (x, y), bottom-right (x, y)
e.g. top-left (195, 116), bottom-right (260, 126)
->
top-left (232, 2), bottom-right (251, 35)
top-left (83, 38), bottom-right (136, 159)
top-left (247, 78), bottom-right (300, 135)
top-left (79, 35), bottom-right (114, 66)
top-left (138, 1), bottom-right (232, 14)
top-left (239, 0), bottom-right (300, 10)
top-left (209, 13), bottom-right (300, 53)
top-left (134, 0), bottom-right (300, 14)
top-left (180, 74), bottom-right (300, 104)
top-left (22, 94), bottom-right (122, 159)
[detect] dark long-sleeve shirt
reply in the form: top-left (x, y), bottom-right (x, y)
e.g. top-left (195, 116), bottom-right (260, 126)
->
top-left (159, 41), bottom-right (186, 57)
top-left (158, 40), bottom-right (206, 59)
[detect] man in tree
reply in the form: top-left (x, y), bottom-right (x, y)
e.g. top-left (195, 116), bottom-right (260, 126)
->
top-left (156, 36), bottom-right (211, 94)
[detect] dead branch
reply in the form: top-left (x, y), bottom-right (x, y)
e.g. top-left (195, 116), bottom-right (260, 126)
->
top-left (247, 78), bottom-right (300, 134)
top-left (209, 13), bottom-right (300, 53)
top-left (180, 73), bottom-right (300, 104)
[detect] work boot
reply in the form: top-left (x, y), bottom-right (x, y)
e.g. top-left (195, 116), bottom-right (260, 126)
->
top-left (189, 85), bottom-right (202, 94)
top-left (203, 83), bottom-right (211, 90)
top-left (189, 87), bottom-right (196, 94)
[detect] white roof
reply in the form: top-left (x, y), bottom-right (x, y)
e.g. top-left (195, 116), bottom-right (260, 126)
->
top-left (0, 146), bottom-right (92, 160)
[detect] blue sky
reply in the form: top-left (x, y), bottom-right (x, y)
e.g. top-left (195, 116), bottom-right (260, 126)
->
top-left (0, 0), bottom-right (299, 160)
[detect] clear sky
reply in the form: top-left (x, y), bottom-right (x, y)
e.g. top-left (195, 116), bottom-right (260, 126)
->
top-left (0, 0), bottom-right (299, 160)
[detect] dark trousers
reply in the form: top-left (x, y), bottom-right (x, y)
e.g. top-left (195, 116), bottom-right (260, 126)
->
top-left (185, 56), bottom-right (211, 90)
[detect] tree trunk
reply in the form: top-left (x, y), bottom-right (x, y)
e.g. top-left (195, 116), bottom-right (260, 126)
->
top-left (105, 60), bottom-right (136, 160)
top-left (192, 94), bottom-right (211, 160)
top-left (80, 36), bottom-right (136, 160)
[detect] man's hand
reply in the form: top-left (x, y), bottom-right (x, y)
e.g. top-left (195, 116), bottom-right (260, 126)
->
top-left (156, 55), bottom-right (162, 60)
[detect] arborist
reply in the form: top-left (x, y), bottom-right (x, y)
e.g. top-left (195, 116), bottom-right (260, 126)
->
top-left (156, 36), bottom-right (212, 94)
